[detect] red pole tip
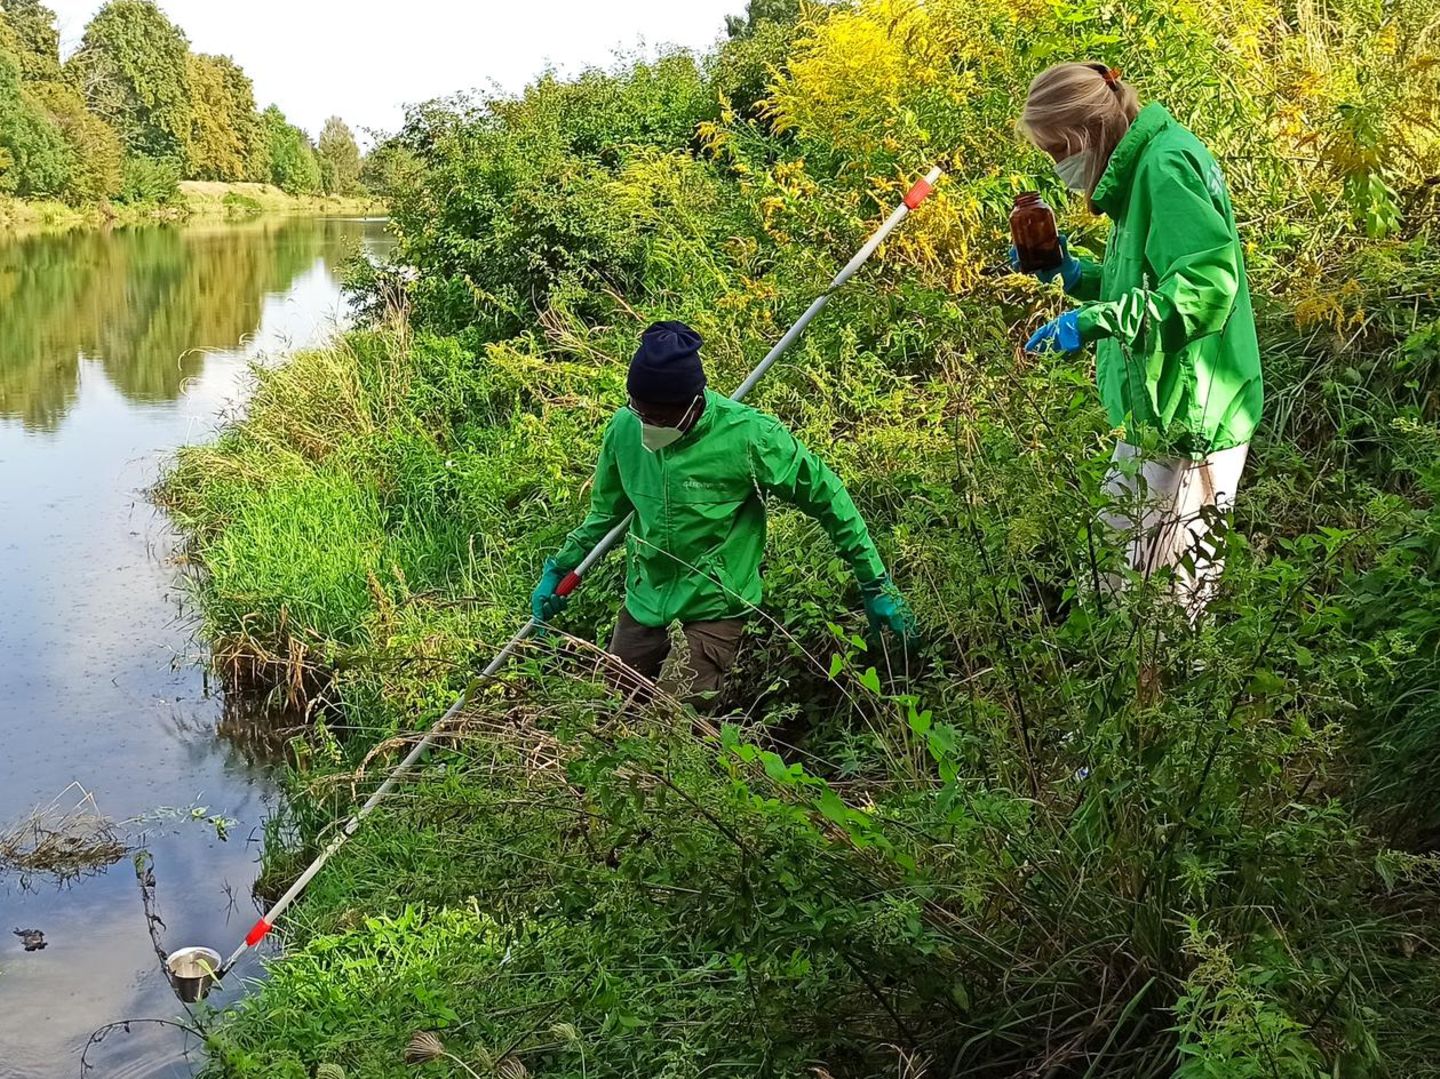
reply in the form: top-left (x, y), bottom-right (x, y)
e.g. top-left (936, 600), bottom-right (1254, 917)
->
top-left (903, 176), bottom-right (935, 210)
top-left (244, 919), bottom-right (272, 947)
top-left (554, 571), bottom-right (582, 597)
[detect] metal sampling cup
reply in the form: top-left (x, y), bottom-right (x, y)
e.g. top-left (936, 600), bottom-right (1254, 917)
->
top-left (165, 946), bottom-right (222, 1003)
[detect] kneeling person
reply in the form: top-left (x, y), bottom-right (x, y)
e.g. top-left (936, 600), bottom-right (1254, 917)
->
top-left (531, 321), bottom-right (914, 707)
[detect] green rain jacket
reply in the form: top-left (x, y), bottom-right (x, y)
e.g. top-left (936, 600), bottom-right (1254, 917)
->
top-left (553, 390), bottom-right (887, 627)
top-left (1068, 103), bottom-right (1263, 456)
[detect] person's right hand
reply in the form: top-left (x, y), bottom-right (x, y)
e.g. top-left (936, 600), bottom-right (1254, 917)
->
top-left (1008, 234), bottom-right (1083, 291)
top-left (530, 558), bottom-right (571, 627)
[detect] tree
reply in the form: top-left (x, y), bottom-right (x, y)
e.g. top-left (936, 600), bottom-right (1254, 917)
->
top-left (260, 105), bottom-right (320, 194)
top-left (359, 138), bottom-right (422, 200)
top-left (66, 0), bottom-right (191, 160)
top-left (316, 115), bottom-right (360, 195)
top-left (0, 0), bottom-right (61, 80)
top-left (1, 4), bottom-right (120, 201)
top-left (0, 46), bottom-right (72, 196)
top-left (724, 0), bottom-right (800, 38)
top-left (27, 80), bottom-right (122, 199)
top-left (185, 53), bottom-right (261, 181)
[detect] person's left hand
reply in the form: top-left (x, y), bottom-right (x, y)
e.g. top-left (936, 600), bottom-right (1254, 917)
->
top-left (1025, 310), bottom-right (1083, 355)
top-left (1009, 235), bottom-right (1083, 291)
top-left (860, 576), bottom-right (918, 644)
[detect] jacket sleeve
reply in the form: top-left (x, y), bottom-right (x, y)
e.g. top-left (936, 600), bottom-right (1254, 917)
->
top-left (752, 417), bottom-right (886, 584)
top-left (1077, 156), bottom-right (1240, 353)
top-left (1065, 256), bottom-right (1104, 301)
top-left (553, 415), bottom-right (633, 570)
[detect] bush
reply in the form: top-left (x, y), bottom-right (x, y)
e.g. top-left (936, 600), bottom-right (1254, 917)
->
top-left (115, 153), bottom-right (179, 204)
top-left (221, 190), bottom-right (262, 217)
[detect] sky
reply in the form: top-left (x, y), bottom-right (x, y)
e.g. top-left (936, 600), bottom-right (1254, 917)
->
top-left (44, 0), bottom-right (743, 144)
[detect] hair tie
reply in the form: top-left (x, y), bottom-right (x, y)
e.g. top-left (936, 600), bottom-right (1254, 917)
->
top-left (1103, 66), bottom-right (1122, 89)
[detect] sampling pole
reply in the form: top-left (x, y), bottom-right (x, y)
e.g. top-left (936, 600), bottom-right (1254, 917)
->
top-left (216, 165), bottom-right (941, 982)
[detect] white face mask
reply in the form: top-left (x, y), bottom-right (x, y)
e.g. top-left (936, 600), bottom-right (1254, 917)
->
top-left (1054, 150), bottom-right (1092, 193)
top-left (637, 395), bottom-right (701, 453)
top-left (641, 424), bottom-right (685, 452)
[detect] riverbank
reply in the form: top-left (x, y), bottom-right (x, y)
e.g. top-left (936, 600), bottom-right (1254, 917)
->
top-left (0, 181), bottom-right (380, 234)
top-left (161, 2), bottom-right (1440, 1076)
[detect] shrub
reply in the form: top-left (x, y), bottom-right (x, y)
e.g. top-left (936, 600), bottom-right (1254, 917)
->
top-left (115, 153), bottom-right (178, 204)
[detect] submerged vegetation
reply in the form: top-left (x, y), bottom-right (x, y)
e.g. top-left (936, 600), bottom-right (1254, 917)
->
top-left (162, 0), bottom-right (1440, 1075)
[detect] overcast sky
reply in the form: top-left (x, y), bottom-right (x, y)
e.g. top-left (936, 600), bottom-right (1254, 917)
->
top-left (43, 0), bottom-right (742, 144)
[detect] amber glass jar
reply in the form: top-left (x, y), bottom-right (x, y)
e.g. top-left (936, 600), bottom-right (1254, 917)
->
top-left (1010, 192), bottom-right (1062, 273)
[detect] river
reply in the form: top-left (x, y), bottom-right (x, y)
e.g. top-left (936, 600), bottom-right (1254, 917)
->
top-left (0, 216), bottom-right (394, 1079)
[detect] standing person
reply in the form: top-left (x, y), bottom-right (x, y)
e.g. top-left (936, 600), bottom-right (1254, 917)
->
top-left (531, 321), bottom-right (916, 708)
top-left (1015, 63), bottom-right (1263, 618)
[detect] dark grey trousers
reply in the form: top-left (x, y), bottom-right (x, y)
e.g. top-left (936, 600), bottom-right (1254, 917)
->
top-left (608, 609), bottom-right (745, 711)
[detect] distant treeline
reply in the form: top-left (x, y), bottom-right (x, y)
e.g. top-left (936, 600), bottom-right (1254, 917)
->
top-left (0, 0), bottom-right (368, 204)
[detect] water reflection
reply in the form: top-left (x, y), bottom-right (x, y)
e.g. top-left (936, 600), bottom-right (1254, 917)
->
top-left (0, 218), bottom-right (367, 430)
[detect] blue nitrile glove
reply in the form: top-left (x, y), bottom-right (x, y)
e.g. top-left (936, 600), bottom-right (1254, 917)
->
top-left (860, 576), bottom-right (918, 643)
top-left (1008, 235), bottom-right (1083, 291)
top-left (1025, 310), bottom-right (1083, 355)
top-left (530, 558), bottom-right (570, 628)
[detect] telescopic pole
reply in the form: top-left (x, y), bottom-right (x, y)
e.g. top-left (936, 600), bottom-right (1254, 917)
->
top-left (217, 166), bottom-right (942, 981)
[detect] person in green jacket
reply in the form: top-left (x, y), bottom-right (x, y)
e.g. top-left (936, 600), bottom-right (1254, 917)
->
top-left (1015, 62), bottom-right (1264, 618)
top-left (530, 321), bottom-right (916, 707)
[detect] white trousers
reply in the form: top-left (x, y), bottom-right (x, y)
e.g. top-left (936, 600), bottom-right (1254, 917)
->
top-left (1098, 441), bottom-right (1250, 620)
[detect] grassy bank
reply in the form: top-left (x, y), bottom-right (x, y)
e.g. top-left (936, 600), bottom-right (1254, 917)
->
top-left (163, 1), bottom-right (1440, 1076)
top-left (176, 181), bottom-right (381, 221)
top-left (0, 182), bottom-right (379, 234)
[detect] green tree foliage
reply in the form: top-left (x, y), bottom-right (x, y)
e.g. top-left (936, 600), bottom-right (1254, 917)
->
top-left (0, 46), bottom-right (71, 196)
top-left (1, 3), bottom-right (120, 201)
top-left (26, 80), bottom-right (122, 200)
top-left (387, 51), bottom-right (714, 334)
top-left (357, 138), bottom-right (422, 200)
top-left (0, 0), bottom-right (356, 203)
top-left (260, 104), bottom-right (320, 194)
top-left (0, 0), bottom-right (61, 80)
top-left (185, 53), bottom-right (261, 181)
top-left (316, 115), bottom-right (360, 195)
top-left (67, 0), bottom-right (192, 161)
top-left (724, 0), bottom-right (800, 38)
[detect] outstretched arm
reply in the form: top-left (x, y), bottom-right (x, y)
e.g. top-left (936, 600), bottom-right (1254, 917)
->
top-left (553, 415), bottom-right (634, 570)
top-left (752, 417), bottom-right (886, 584)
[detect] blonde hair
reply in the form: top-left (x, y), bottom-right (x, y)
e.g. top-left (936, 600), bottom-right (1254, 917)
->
top-left (1019, 62), bottom-right (1141, 210)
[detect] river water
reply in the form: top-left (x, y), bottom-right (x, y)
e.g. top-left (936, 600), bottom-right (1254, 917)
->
top-left (0, 216), bottom-right (393, 1079)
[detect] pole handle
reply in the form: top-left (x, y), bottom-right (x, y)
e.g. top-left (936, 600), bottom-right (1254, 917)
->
top-left (903, 166), bottom-right (942, 209)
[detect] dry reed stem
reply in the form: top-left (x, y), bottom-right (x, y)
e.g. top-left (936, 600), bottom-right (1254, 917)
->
top-left (0, 782), bottom-right (127, 881)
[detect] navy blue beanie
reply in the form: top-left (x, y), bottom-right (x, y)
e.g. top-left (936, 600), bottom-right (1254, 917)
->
top-left (628, 321), bottom-right (706, 403)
